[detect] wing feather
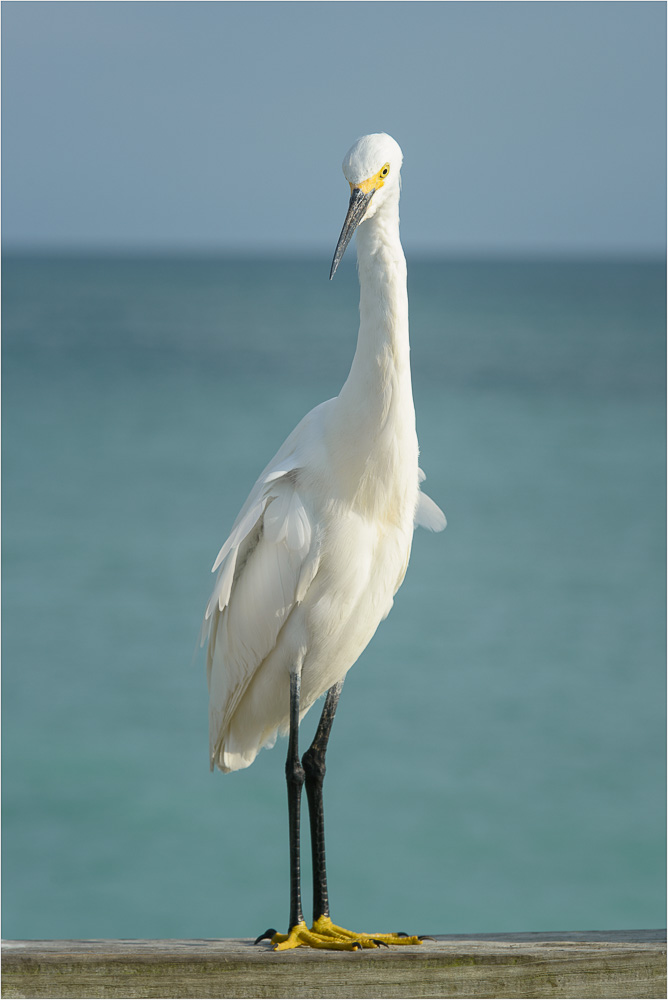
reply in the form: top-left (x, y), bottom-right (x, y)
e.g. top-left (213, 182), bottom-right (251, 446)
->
top-left (204, 460), bottom-right (321, 771)
top-left (415, 491), bottom-right (447, 532)
top-left (414, 470), bottom-right (446, 532)
top-left (203, 398), bottom-right (335, 770)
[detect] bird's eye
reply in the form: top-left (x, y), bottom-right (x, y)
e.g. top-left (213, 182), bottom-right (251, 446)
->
top-left (380, 164), bottom-right (390, 178)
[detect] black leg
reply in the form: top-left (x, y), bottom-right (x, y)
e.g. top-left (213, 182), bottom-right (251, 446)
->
top-left (286, 670), bottom-right (306, 931)
top-left (302, 681), bottom-right (343, 922)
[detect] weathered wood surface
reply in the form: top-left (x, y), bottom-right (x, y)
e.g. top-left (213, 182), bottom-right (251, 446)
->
top-left (2, 930), bottom-right (665, 999)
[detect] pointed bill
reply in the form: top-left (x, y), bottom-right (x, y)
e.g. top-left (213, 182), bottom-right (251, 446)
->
top-left (329, 187), bottom-right (374, 279)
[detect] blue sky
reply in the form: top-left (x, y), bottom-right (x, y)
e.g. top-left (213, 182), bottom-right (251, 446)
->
top-left (2, 2), bottom-right (665, 254)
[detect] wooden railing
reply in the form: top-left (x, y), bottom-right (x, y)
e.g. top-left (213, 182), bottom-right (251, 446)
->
top-left (2, 929), bottom-right (665, 998)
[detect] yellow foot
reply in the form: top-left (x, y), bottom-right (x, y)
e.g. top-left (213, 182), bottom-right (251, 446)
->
top-left (312, 915), bottom-right (423, 948)
top-left (267, 916), bottom-right (423, 951)
top-left (270, 920), bottom-right (363, 951)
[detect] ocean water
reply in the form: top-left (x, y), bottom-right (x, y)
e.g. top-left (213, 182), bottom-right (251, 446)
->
top-left (2, 253), bottom-right (665, 940)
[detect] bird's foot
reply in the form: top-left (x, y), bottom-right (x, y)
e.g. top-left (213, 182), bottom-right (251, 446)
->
top-left (311, 915), bottom-right (423, 948)
top-left (256, 916), bottom-right (423, 951)
top-left (253, 920), bottom-right (352, 951)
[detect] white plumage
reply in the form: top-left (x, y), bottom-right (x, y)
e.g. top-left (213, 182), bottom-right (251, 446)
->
top-left (202, 132), bottom-right (445, 777)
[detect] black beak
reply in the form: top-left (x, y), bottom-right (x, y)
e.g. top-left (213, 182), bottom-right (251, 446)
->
top-left (329, 187), bottom-right (374, 279)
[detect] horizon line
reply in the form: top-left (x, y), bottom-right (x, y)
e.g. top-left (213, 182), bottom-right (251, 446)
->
top-left (2, 242), bottom-right (665, 263)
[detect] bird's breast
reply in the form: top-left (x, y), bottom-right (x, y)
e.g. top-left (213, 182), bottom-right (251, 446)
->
top-left (324, 382), bottom-right (419, 527)
top-left (305, 504), bottom-right (413, 647)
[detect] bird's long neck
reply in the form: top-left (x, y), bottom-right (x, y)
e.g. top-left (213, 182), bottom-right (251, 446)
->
top-left (331, 194), bottom-right (418, 510)
top-left (338, 195), bottom-right (413, 425)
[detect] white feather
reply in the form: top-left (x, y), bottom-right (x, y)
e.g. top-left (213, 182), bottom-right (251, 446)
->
top-left (203, 133), bottom-right (445, 777)
top-left (205, 458), bottom-right (323, 770)
top-left (415, 491), bottom-right (447, 532)
top-left (211, 497), bottom-right (265, 573)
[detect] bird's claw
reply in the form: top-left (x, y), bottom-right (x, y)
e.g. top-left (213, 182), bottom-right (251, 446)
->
top-left (254, 928), bottom-right (278, 945)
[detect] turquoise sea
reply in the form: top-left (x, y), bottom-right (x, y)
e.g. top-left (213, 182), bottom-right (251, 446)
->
top-left (2, 253), bottom-right (665, 939)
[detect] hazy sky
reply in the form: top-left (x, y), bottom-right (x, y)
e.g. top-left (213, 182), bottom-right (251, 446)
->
top-left (2, 1), bottom-right (665, 254)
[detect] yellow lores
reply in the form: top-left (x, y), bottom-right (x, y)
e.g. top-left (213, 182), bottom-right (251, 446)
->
top-left (350, 161), bottom-right (391, 194)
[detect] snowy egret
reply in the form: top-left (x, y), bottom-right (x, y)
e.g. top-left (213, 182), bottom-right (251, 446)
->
top-left (202, 133), bottom-right (445, 951)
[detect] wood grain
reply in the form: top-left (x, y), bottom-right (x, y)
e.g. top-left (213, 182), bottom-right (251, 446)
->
top-left (2, 930), bottom-right (665, 999)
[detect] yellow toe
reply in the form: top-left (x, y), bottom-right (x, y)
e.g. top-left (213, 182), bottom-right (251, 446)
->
top-left (273, 920), bottom-right (363, 951)
top-left (311, 915), bottom-right (422, 948)
top-left (268, 916), bottom-right (423, 951)
top-left (272, 922), bottom-right (308, 951)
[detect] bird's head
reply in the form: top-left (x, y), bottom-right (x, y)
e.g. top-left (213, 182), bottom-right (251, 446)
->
top-left (330, 133), bottom-right (403, 279)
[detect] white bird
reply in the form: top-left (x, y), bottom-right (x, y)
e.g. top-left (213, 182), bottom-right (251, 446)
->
top-left (202, 133), bottom-right (445, 951)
